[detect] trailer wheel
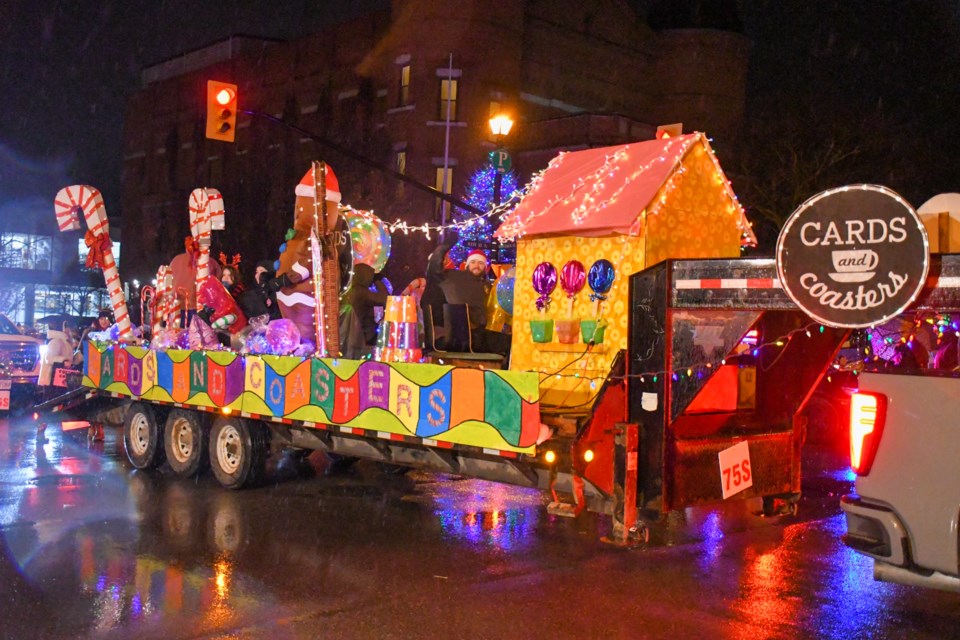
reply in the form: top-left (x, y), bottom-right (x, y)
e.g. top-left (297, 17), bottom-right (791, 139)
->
top-left (123, 402), bottom-right (165, 470)
top-left (164, 409), bottom-right (209, 478)
top-left (209, 417), bottom-right (268, 489)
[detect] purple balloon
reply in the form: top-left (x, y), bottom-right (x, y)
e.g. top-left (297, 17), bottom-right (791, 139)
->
top-left (532, 262), bottom-right (557, 295)
top-left (560, 260), bottom-right (586, 298)
top-left (532, 262), bottom-right (557, 311)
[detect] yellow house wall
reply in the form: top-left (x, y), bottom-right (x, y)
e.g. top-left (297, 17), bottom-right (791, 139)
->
top-left (509, 142), bottom-right (742, 409)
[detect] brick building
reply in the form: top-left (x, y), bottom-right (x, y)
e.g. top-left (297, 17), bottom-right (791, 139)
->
top-left (120, 0), bottom-right (747, 289)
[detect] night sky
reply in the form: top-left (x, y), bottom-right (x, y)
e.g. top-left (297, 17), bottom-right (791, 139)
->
top-left (1, 1), bottom-right (959, 241)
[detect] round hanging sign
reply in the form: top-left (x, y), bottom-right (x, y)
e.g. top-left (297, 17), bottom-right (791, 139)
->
top-left (776, 184), bottom-right (929, 328)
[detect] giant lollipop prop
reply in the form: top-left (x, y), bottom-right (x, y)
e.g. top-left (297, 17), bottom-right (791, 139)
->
top-left (54, 185), bottom-right (132, 339)
top-left (188, 187), bottom-right (225, 300)
top-left (587, 259), bottom-right (615, 316)
top-left (560, 260), bottom-right (586, 316)
top-left (532, 262), bottom-right (557, 313)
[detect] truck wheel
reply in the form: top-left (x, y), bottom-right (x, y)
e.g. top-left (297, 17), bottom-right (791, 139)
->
top-left (209, 417), bottom-right (268, 489)
top-left (124, 402), bottom-right (165, 470)
top-left (164, 410), bottom-right (209, 478)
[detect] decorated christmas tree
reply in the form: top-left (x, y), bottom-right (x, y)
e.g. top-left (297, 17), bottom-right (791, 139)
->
top-left (448, 162), bottom-right (518, 265)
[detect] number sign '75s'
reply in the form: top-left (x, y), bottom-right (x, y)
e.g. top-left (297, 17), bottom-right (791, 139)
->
top-left (718, 440), bottom-right (753, 499)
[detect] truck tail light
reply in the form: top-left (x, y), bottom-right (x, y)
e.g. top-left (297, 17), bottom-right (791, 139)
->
top-left (850, 392), bottom-right (887, 475)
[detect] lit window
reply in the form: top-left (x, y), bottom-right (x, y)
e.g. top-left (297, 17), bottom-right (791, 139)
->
top-left (439, 78), bottom-right (458, 120)
top-left (435, 166), bottom-right (453, 218)
top-left (397, 151), bottom-right (406, 175)
top-left (0, 233), bottom-right (53, 271)
top-left (435, 167), bottom-right (453, 194)
top-left (399, 65), bottom-right (411, 106)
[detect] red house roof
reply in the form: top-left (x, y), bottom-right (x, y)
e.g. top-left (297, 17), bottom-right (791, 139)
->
top-left (496, 133), bottom-right (751, 241)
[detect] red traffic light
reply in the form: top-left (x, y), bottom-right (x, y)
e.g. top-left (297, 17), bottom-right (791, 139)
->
top-left (215, 87), bottom-right (236, 106)
top-left (205, 80), bottom-right (238, 142)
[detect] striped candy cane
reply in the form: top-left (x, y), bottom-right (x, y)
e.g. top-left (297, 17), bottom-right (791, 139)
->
top-left (150, 265), bottom-right (171, 336)
top-left (54, 185), bottom-right (132, 339)
top-left (188, 188), bottom-right (225, 300)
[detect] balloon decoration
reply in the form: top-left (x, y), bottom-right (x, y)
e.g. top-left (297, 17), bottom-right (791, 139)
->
top-left (496, 267), bottom-right (516, 316)
top-left (588, 259), bottom-right (616, 314)
top-left (532, 262), bottom-right (557, 312)
top-left (347, 210), bottom-right (391, 273)
top-left (266, 318), bottom-right (302, 355)
top-left (560, 260), bottom-right (586, 316)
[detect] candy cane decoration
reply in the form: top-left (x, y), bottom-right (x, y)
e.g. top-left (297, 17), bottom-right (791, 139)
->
top-left (148, 265), bottom-right (170, 336)
top-left (140, 285), bottom-right (155, 335)
top-left (54, 185), bottom-right (132, 339)
top-left (188, 188), bottom-right (225, 300)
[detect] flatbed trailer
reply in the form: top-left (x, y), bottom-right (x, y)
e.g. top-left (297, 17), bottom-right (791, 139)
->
top-left (49, 257), bottom-right (847, 539)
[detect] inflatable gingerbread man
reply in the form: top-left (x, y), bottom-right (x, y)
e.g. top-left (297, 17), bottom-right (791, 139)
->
top-left (275, 162), bottom-right (341, 352)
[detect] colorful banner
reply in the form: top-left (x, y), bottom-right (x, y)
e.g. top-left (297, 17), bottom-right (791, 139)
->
top-left (83, 343), bottom-right (540, 454)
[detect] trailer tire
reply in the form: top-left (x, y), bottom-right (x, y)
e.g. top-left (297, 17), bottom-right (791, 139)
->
top-left (164, 409), bottom-right (209, 478)
top-left (123, 402), bottom-right (165, 470)
top-left (209, 417), bottom-right (268, 489)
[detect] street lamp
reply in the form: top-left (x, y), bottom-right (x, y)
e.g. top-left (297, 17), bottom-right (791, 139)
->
top-left (488, 114), bottom-right (514, 206)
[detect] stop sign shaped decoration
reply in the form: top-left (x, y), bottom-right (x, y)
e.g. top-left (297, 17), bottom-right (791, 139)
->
top-left (776, 184), bottom-right (930, 328)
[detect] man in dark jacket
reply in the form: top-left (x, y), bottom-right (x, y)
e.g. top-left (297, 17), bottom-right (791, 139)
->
top-left (421, 234), bottom-right (456, 345)
top-left (425, 239), bottom-right (510, 357)
top-left (239, 259), bottom-right (282, 321)
top-left (344, 263), bottom-right (388, 345)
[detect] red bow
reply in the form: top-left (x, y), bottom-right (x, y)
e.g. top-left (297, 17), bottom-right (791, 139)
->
top-left (84, 230), bottom-right (112, 270)
top-left (185, 236), bottom-right (200, 266)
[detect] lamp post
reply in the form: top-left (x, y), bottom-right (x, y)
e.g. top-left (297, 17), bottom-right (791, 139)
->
top-left (488, 114), bottom-right (514, 206)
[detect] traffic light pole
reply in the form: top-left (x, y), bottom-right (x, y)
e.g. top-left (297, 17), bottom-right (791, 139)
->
top-left (242, 110), bottom-right (485, 217)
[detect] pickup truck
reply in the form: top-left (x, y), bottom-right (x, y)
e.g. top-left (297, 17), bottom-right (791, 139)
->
top-left (841, 257), bottom-right (960, 593)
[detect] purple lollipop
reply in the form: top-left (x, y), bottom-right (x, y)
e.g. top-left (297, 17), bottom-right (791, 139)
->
top-left (532, 262), bottom-right (557, 311)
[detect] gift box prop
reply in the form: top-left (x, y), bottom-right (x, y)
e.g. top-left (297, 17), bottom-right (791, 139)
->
top-left (54, 185), bottom-right (133, 340)
top-left (496, 133), bottom-right (756, 407)
top-left (375, 295), bottom-right (422, 363)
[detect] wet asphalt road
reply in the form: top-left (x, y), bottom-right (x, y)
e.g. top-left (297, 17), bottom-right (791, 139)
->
top-left (1, 413), bottom-right (959, 640)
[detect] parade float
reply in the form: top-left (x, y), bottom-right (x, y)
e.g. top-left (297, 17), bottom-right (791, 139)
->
top-left (52, 138), bottom-right (857, 541)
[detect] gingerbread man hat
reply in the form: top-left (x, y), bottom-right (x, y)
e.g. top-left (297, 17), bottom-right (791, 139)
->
top-left (294, 164), bottom-right (341, 203)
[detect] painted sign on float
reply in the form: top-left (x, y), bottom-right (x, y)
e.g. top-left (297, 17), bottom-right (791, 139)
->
top-left (776, 184), bottom-right (930, 328)
top-left (83, 344), bottom-right (541, 454)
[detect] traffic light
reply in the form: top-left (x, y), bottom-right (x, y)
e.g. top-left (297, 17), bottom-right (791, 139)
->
top-left (205, 80), bottom-right (238, 142)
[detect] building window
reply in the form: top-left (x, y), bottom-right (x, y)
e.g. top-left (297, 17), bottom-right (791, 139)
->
top-left (435, 166), bottom-right (453, 218)
top-left (399, 65), bottom-right (411, 106)
top-left (439, 78), bottom-right (458, 120)
top-left (435, 167), bottom-right (453, 194)
top-left (396, 151), bottom-right (407, 175)
top-left (0, 233), bottom-right (52, 271)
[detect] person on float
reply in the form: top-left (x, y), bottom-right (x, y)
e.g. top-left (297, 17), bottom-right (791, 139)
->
top-left (218, 253), bottom-right (245, 301)
top-left (435, 247), bottom-right (511, 356)
top-left (421, 232), bottom-right (458, 347)
top-left (239, 259), bottom-right (281, 321)
top-left (343, 263), bottom-right (389, 348)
